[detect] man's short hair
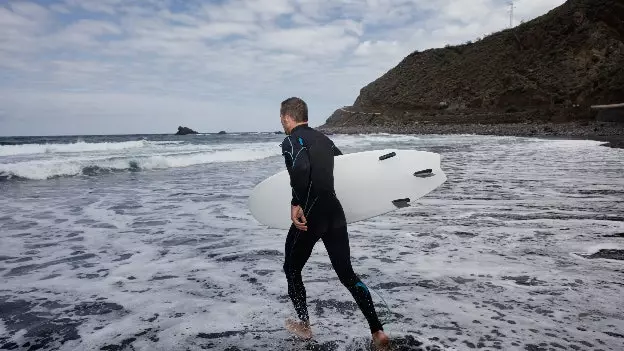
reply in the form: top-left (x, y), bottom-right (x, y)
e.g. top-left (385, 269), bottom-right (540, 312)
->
top-left (280, 97), bottom-right (308, 122)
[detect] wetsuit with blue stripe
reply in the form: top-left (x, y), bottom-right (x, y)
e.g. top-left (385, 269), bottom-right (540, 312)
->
top-left (281, 124), bottom-right (384, 334)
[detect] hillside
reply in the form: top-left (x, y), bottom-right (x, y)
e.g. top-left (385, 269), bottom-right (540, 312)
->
top-left (321, 0), bottom-right (624, 129)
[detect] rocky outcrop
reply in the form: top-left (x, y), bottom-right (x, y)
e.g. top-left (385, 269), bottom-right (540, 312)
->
top-left (581, 249), bottom-right (624, 260)
top-left (175, 126), bottom-right (198, 135)
top-left (322, 0), bottom-right (624, 129)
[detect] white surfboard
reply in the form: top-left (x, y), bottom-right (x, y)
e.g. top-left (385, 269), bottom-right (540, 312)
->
top-left (248, 149), bottom-right (447, 230)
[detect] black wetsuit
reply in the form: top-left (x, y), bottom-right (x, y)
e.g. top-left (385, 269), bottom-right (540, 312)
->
top-left (280, 124), bottom-right (383, 334)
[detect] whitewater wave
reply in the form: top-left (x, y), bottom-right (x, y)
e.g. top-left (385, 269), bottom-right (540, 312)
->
top-left (0, 141), bottom-right (281, 180)
top-left (332, 133), bottom-right (422, 148)
top-left (0, 133), bottom-right (434, 181)
top-left (0, 140), bottom-right (179, 156)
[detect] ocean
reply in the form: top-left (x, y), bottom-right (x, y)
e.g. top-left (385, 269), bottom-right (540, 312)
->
top-left (1, 132), bottom-right (623, 351)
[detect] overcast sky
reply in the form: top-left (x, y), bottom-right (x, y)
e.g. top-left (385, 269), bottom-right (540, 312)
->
top-left (0, 0), bottom-right (565, 136)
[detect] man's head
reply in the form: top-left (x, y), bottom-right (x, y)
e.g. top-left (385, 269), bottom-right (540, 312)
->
top-left (280, 97), bottom-right (308, 134)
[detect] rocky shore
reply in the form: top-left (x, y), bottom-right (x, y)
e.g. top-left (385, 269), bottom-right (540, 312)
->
top-left (318, 121), bottom-right (624, 149)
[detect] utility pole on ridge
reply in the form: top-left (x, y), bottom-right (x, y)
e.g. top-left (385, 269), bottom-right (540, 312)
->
top-left (509, 0), bottom-right (515, 27)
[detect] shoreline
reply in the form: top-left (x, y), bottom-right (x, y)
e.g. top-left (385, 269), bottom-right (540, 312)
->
top-left (318, 121), bottom-right (624, 149)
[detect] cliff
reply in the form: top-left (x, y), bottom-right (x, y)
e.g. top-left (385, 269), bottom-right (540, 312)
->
top-left (322, 0), bottom-right (624, 129)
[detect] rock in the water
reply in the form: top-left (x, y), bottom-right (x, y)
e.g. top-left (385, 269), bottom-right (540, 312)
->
top-left (217, 131), bottom-right (227, 135)
top-left (584, 249), bottom-right (624, 261)
top-left (175, 126), bottom-right (199, 135)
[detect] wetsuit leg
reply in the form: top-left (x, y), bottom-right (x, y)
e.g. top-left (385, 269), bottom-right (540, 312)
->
top-left (322, 225), bottom-right (384, 334)
top-left (283, 224), bottom-right (321, 323)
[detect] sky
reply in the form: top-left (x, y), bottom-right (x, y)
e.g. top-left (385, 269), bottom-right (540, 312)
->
top-left (0, 0), bottom-right (566, 136)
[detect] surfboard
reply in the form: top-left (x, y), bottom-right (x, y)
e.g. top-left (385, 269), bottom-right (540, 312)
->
top-left (248, 148), bottom-right (447, 230)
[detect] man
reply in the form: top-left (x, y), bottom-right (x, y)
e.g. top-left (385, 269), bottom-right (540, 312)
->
top-left (279, 97), bottom-right (390, 349)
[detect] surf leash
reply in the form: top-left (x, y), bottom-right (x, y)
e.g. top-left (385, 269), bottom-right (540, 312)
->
top-left (367, 284), bottom-right (395, 326)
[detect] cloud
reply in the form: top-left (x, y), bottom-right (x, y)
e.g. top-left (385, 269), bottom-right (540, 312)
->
top-left (62, 0), bottom-right (120, 15)
top-left (8, 1), bottom-right (49, 20)
top-left (258, 25), bottom-right (360, 57)
top-left (0, 0), bottom-right (566, 136)
top-left (51, 19), bottom-right (122, 49)
top-left (0, 3), bottom-right (49, 41)
top-left (203, 0), bottom-right (294, 23)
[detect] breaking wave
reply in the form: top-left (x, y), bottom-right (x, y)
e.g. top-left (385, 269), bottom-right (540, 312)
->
top-left (0, 140), bottom-right (173, 156)
top-left (0, 140), bottom-right (280, 180)
top-left (1, 132), bottom-right (436, 181)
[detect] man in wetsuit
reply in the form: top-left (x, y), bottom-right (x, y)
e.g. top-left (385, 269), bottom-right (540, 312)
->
top-left (279, 97), bottom-right (390, 349)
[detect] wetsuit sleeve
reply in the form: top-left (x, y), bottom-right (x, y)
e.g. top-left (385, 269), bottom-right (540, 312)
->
top-left (281, 136), bottom-right (310, 207)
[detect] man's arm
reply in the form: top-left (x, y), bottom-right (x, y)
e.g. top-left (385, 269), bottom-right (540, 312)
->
top-left (281, 136), bottom-right (310, 207)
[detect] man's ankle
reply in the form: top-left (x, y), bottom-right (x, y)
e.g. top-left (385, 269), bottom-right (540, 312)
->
top-left (288, 318), bottom-right (310, 327)
top-left (372, 330), bottom-right (388, 341)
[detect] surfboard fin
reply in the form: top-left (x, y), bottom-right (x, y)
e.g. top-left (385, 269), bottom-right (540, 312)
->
top-left (379, 152), bottom-right (396, 161)
top-left (414, 169), bottom-right (434, 178)
top-left (392, 198), bottom-right (411, 208)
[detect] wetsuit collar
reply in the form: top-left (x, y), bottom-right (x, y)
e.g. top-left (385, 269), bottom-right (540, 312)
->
top-left (290, 123), bottom-right (308, 134)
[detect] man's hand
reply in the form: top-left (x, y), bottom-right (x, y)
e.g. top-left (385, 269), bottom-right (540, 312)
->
top-left (291, 205), bottom-right (308, 231)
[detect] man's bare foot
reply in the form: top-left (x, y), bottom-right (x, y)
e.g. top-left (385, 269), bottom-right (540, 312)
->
top-left (372, 330), bottom-right (390, 350)
top-left (285, 318), bottom-right (312, 340)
